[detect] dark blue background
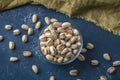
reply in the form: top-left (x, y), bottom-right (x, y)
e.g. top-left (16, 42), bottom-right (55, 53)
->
top-left (0, 5), bottom-right (120, 80)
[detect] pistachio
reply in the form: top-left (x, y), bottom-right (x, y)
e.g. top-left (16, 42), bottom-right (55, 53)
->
top-left (28, 28), bottom-right (33, 35)
top-left (21, 24), bottom-right (29, 30)
top-left (91, 60), bottom-right (99, 66)
top-left (35, 21), bottom-right (41, 29)
top-left (103, 53), bottom-right (111, 61)
top-left (32, 14), bottom-right (38, 23)
top-left (70, 36), bottom-right (77, 44)
top-left (73, 29), bottom-right (79, 36)
top-left (57, 57), bottom-right (63, 63)
top-left (86, 43), bottom-right (94, 50)
top-left (81, 48), bottom-right (87, 53)
top-left (113, 60), bottom-right (120, 66)
top-left (66, 52), bottom-right (73, 57)
top-left (9, 41), bottom-right (15, 50)
top-left (61, 48), bottom-right (69, 55)
top-left (23, 51), bottom-right (32, 57)
top-left (10, 57), bottom-right (19, 62)
top-left (69, 69), bottom-right (78, 76)
top-left (0, 35), bottom-right (4, 41)
top-left (49, 46), bottom-right (57, 55)
top-left (46, 54), bottom-right (54, 61)
top-left (13, 29), bottom-right (20, 36)
top-left (22, 35), bottom-right (28, 43)
top-left (49, 76), bottom-right (55, 80)
top-left (62, 22), bottom-right (71, 29)
top-left (99, 75), bottom-right (107, 80)
top-left (53, 22), bottom-right (62, 29)
top-left (107, 66), bottom-right (115, 74)
top-left (32, 65), bottom-right (39, 74)
top-left (71, 44), bottom-right (78, 49)
top-left (45, 17), bottom-right (50, 25)
top-left (50, 18), bottom-right (58, 23)
top-left (78, 54), bottom-right (85, 61)
top-left (5, 25), bottom-right (12, 30)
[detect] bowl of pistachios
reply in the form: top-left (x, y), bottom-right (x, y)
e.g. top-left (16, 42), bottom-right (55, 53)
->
top-left (39, 17), bottom-right (83, 65)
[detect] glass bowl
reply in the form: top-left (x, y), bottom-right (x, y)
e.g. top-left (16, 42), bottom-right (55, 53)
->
top-left (39, 25), bottom-right (83, 65)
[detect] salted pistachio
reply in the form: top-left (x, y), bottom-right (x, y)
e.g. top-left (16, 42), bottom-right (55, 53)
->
top-left (71, 44), bottom-right (78, 49)
top-left (73, 29), bottom-right (79, 36)
top-left (44, 32), bottom-right (53, 38)
top-left (32, 65), bottom-right (39, 74)
top-left (73, 49), bottom-right (78, 54)
top-left (99, 75), bottom-right (107, 80)
top-left (44, 27), bottom-right (50, 33)
top-left (10, 57), bottom-right (19, 62)
top-left (49, 76), bottom-right (55, 80)
top-left (42, 47), bottom-right (50, 55)
top-left (5, 25), bottom-right (12, 30)
top-left (61, 48), bottom-right (69, 55)
top-left (50, 18), bottom-right (58, 23)
top-left (13, 29), bottom-right (21, 36)
top-left (0, 35), bottom-right (4, 41)
top-left (45, 17), bottom-right (51, 25)
top-left (53, 58), bottom-right (57, 62)
top-left (56, 44), bottom-right (65, 51)
top-left (57, 27), bottom-right (66, 33)
top-left (91, 60), bottom-right (99, 66)
top-left (60, 40), bottom-right (66, 45)
top-left (22, 35), bottom-right (28, 43)
top-left (23, 51), bottom-right (32, 57)
top-left (66, 42), bottom-right (71, 47)
top-left (66, 29), bottom-right (73, 34)
top-left (51, 31), bottom-right (58, 39)
top-left (66, 52), bottom-right (73, 58)
top-left (46, 54), bottom-right (54, 61)
top-left (63, 57), bottom-right (69, 62)
top-left (86, 43), bottom-right (94, 50)
top-left (9, 41), bottom-right (15, 50)
top-left (40, 42), bottom-right (47, 47)
top-left (21, 24), bottom-right (29, 30)
top-left (69, 69), bottom-right (78, 76)
top-left (103, 53), bottom-right (111, 61)
top-left (81, 48), bottom-right (87, 54)
top-left (54, 39), bottom-right (60, 47)
top-left (49, 46), bottom-right (57, 55)
top-left (62, 22), bottom-right (71, 29)
top-left (113, 60), bottom-right (120, 66)
top-left (59, 33), bottom-right (66, 39)
top-left (56, 39), bottom-right (60, 45)
top-left (39, 34), bottom-right (47, 41)
top-left (57, 57), bottom-right (63, 63)
top-left (35, 21), bottom-right (41, 29)
top-left (47, 38), bottom-right (54, 46)
top-left (66, 34), bottom-right (72, 40)
top-left (32, 14), bottom-right (38, 23)
top-left (77, 36), bottom-right (81, 41)
top-left (76, 42), bottom-right (81, 47)
top-left (70, 36), bottom-right (78, 44)
top-left (78, 54), bottom-right (85, 61)
top-left (41, 46), bottom-right (45, 52)
top-left (107, 66), bottom-right (115, 74)
top-left (53, 22), bottom-right (62, 29)
top-left (28, 28), bottom-right (33, 35)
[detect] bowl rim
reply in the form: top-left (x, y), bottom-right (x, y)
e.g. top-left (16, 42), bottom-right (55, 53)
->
top-left (39, 24), bottom-right (83, 65)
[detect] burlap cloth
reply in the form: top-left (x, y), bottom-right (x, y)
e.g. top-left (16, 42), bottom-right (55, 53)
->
top-left (0, 0), bottom-right (120, 35)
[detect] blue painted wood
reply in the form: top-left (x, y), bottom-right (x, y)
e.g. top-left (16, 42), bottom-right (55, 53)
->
top-left (0, 5), bottom-right (120, 80)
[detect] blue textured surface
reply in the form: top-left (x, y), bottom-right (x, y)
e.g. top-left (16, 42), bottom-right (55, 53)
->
top-left (0, 5), bottom-right (120, 80)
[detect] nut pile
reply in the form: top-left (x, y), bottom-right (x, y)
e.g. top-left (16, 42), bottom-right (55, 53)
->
top-left (39, 21), bottom-right (82, 63)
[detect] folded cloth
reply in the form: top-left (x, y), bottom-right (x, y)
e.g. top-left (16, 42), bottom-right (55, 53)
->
top-left (0, 0), bottom-right (120, 35)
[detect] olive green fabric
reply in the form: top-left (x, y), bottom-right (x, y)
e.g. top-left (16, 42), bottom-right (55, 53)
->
top-left (0, 0), bottom-right (120, 35)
